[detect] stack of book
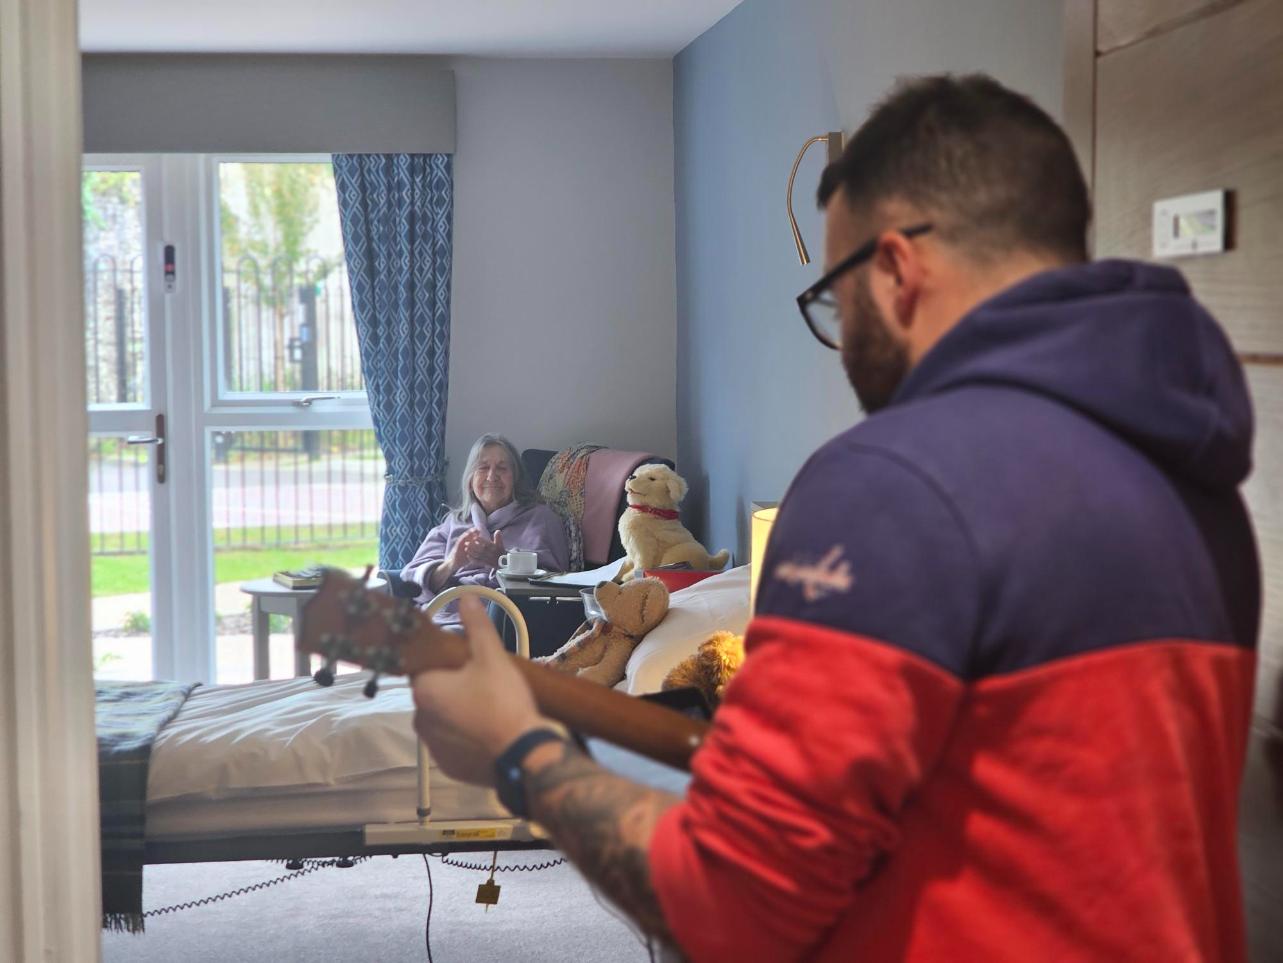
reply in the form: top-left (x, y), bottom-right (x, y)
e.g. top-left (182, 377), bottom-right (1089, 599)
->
top-left (272, 566), bottom-right (326, 590)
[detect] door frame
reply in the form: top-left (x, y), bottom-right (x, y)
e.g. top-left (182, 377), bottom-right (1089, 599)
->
top-left (0, 0), bottom-right (103, 957)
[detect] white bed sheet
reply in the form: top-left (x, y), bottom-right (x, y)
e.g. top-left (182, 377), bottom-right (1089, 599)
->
top-left (146, 673), bottom-right (509, 840)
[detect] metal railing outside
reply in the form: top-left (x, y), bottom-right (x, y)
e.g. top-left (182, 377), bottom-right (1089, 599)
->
top-left (222, 256), bottom-right (364, 395)
top-left (210, 429), bottom-right (385, 553)
top-left (85, 255), bottom-right (145, 405)
top-left (88, 431), bottom-right (384, 557)
top-left (86, 250), bottom-right (380, 559)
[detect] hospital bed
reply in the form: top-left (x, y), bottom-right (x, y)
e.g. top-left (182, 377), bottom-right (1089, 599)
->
top-left (133, 565), bottom-right (752, 866)
top-left (141, 586), bottom-right (555, 866)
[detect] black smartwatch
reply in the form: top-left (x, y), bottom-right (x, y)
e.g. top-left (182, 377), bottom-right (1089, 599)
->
top-left (493, 727), bottom-right (568, 818)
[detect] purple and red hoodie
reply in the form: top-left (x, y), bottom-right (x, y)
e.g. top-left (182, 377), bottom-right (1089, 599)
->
top-left (650, 260), bottom-right (1260, 962)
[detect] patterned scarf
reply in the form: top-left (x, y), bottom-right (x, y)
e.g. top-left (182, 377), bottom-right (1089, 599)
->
top-left (97, 680), bottom-right (199, 932)
top-left (538, 444), bottom-right (602, 570)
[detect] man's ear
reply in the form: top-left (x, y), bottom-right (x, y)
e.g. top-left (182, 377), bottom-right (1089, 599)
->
top-left (871, 230), bottom-right (925, 333)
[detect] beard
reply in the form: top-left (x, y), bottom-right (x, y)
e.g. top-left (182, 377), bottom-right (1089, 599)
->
top-left (840, 273), bottom-right (910, 414)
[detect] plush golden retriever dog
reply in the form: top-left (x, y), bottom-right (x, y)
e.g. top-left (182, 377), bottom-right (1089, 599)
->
top-left (616, 463), bottom-right (730, 580)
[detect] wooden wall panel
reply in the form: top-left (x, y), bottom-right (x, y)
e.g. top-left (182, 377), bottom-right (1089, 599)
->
top-left (1244, 367), bottom-right (1283, 729)
top-left (1241, 365), bottom-right (1283, 962)
top-left (1239, 723), bottom-right (1283, 963)
top-left (1097, 0), bottom-right (1243, 52)
top-left (1093, 0), bottom-right (1283, 356)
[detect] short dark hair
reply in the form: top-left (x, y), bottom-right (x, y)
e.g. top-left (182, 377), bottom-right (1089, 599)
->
top-left (818, 74), bottom-right (1090, 263)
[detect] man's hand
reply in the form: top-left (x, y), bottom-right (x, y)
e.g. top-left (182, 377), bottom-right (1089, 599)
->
top-left (413, 598), bottom-right (680, 948)
top-left (411, 595), bottom-right (548, 785)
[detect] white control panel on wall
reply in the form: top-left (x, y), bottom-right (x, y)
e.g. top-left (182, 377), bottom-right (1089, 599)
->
top-left (1152, 190), bottom-right (1228, 259)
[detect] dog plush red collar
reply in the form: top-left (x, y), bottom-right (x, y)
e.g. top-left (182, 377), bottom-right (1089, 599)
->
top-left (628, 504), bottom-right (679, 520)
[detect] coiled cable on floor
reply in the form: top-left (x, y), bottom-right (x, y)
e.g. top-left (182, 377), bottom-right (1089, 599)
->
top-left (434, 852), bottom-right (566, 873)
top-left (422, 850), bottom-right (569, 961)
top-left (144, 856), bottom-right (371, 919)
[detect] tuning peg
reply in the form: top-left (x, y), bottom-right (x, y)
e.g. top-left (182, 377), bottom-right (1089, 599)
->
top-left (342, 588), bottom-right (375, 622)
top-left (363, 672), bottom-right (381, 699)
top-left (313, 658), bottom-right (337, 687)
top-left (383, 599), bottom-right (417, 635)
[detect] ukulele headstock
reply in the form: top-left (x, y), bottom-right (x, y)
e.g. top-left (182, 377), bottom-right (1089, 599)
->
top-left (296, 569), bottom-right (468, 696)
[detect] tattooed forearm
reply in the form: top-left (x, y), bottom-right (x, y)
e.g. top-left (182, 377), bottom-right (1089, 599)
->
top-left (524, 741), bottom-right (681, 946)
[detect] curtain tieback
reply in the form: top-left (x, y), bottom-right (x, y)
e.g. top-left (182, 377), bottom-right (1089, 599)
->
top-left (384, 472), bottom-right (444, 486)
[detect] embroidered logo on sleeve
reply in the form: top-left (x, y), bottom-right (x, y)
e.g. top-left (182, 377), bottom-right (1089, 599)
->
top-left (774, 546), bottom-right (854, 602)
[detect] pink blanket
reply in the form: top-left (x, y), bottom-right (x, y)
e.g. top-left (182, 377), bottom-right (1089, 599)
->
top-left (582, 449), bottom-right (660, 566)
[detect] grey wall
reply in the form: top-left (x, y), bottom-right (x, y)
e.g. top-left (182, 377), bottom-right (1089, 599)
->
top-left (674, 0), bottom-right (1064, 561)
top-left (445, 58), bottom-right (677, 497)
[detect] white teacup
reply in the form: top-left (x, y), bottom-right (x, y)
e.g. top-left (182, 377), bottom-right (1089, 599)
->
top-left (498, 550), bottom-right (538, 576)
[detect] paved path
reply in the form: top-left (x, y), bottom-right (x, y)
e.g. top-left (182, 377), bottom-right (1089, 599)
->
top-left (93, 569), bottom-right (368, 682)
top-left (93, 580), bottom-right (255, 631)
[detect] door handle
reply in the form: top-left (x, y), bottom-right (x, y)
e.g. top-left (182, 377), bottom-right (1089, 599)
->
top-left (295, 394), bottom-right (339, 408)
top-left (125, 413), bottom-right (167, 484)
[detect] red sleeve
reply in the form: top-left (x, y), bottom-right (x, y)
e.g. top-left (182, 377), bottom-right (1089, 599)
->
top-left (649, 615), bottom-right (964, 962)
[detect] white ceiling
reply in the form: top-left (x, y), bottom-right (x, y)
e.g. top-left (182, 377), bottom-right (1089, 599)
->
top-left (79, 0), bottom-right (745, 58)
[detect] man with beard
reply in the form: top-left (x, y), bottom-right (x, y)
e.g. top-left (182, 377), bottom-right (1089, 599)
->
top-left (412, 74), bottom-right (1260, 962)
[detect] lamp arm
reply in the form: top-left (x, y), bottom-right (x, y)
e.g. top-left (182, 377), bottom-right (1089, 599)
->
top-left (785, 132), bottom-right (846, 265)
top-left (786, 134), bottom-right (830, 266)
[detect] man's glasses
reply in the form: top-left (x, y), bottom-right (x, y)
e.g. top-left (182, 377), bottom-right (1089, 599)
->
top-left (795, 223), bottom-right (933, 349)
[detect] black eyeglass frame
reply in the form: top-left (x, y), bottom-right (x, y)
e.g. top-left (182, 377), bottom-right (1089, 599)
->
top-left (795, 222), bottom-right (934, 350)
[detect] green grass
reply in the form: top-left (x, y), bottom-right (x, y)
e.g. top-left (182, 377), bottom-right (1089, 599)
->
top-left (91, 533), bottom-right (379, 598)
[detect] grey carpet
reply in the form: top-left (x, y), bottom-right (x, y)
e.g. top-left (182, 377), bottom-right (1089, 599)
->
top-left (102, 851), bottom-right (652, 962)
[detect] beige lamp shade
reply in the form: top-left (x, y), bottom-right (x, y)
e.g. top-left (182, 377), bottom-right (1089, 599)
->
top-left (749, 502), bottom-right (779, 613)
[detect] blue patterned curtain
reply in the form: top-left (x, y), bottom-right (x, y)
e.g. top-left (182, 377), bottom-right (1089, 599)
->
top-left (332, 154), bottom-right (453, 571)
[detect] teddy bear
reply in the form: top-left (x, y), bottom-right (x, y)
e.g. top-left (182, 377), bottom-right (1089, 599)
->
top-left (535, 577), bottom-right (670, 687)
top-left (662, 631), bottom-right (746, 709)
top-left (616, 463), bottom-right (730, 581)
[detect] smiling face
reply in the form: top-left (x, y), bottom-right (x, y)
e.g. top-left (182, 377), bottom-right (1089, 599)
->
top-left (470, 444), bottom-right (515, 514)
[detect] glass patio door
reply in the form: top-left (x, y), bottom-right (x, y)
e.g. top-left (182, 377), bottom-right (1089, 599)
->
top-left (84, 157), bottom-right (170, 681)
top-left (85, 154), bottom-right (383, 684)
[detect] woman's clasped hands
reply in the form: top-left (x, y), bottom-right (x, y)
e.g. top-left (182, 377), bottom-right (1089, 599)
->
top-left (451, 527), bottom-right (505, 571)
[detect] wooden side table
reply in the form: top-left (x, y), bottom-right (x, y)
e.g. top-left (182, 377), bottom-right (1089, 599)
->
top-left (240, 576), bottom-right (387, 680)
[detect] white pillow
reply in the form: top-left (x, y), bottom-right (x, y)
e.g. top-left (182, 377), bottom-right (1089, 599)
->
top-left (622, 565), bottom-right (751, 695)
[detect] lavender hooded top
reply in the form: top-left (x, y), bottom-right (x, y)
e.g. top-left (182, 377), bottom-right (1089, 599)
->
top-left (400, 499), bottom-right (570, 623)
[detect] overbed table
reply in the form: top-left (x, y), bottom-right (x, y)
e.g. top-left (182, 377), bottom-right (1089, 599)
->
top-left (240, 575), bottom-right (387, 680)
top-left (495, 572), bottom-right (593, 658)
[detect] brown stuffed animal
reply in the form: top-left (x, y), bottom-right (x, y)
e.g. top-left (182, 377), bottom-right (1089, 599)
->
top-left (535, 577), bottom-right (670, 687)
top-left (662, 631), bottom-right (746, 709)
top-left (616, 463), bottom-right (730, 580)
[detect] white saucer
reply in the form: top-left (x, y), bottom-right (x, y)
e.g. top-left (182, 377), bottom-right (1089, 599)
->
top-left (498, 567), bottom-right (550, 580)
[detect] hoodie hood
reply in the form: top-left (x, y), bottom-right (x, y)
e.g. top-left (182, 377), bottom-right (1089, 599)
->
top-left (893, 259), bottom-right (1253, 490)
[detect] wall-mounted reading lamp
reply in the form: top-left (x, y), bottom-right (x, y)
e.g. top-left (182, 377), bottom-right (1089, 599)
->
top-left (786, 131), bottom-right (845, 265)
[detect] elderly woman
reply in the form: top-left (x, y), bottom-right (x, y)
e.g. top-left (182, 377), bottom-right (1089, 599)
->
top-left (401, 434), bottom-right (569, 621)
